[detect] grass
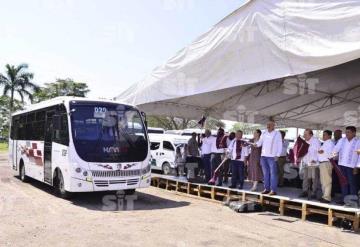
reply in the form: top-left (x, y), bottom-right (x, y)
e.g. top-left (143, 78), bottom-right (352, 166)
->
top-left (0, 142), bottom-right (8, 153)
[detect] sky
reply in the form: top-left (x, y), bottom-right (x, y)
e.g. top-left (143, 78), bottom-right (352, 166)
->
top-left (0, 0), bottom-right (245, 99)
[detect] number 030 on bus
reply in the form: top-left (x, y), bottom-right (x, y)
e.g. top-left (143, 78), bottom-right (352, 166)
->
top-left (9, 97), bottom-right (151, 198)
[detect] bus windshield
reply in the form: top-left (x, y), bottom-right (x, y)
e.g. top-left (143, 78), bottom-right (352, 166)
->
top-left (70, 101), bottom-right (148, 163)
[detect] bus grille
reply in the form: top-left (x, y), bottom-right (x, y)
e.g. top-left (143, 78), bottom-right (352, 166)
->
top-left (91, 169), bottom-right (141, 178)
top-left (94, 178), bottom-right (139, 187)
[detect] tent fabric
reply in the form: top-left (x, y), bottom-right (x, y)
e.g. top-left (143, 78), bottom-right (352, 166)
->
top-left (116, 0), bottom-right (360, 129)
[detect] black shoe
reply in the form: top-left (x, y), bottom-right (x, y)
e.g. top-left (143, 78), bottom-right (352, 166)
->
top-left (269, 191), bottom-right (277, 196)
top-left (319, 198), bottom-right (330, 204)
top-left (216, 183), bottom-right (223, 187)
top-left (299, 191), bottom-right (308, 198)
top-left (335, 200), bottom-right (344, 205)
top-left (261, 190), bottom-right (270, 194)
top-left (238, 186), bottom-right (243, 190)
top-left (311, 194), bottom-right (317, 200)
top-left (228, 185), bottom-right (236, 189)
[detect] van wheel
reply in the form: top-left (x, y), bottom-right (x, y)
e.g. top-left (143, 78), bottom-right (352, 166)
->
top-left (162, 162), bottom-right (171, 175)
top-left (19, 162), bottom-right (28, 182)
top-left (55, 170), bottom-right (72, 199)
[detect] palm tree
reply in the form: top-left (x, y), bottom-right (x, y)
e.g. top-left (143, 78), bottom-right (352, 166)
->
top-left (0, 64), bottom-right (39, 112)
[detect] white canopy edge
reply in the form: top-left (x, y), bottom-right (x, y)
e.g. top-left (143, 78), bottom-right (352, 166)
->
top-left (116, 0), bottom-right (360, 129)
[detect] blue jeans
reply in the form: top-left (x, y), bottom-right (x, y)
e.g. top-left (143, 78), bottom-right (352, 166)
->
top-left (231, 160), bottom-right (245, 188)
top-left (260, 156), bottom-right (278, 192)
top-left (202, 154), bottom-right (211, 182)
top-left (339, 166), bottom-right (358, 199)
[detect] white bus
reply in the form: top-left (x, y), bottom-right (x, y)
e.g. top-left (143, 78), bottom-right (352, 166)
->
top-left (9, 97), bottom-right (151, 198)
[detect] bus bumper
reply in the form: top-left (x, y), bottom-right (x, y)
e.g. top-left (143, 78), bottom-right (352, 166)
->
top-left (69, 173), bottom-right (151, 192)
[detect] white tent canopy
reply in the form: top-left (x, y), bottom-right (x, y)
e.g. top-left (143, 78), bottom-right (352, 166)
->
top-left (116, 0), bottom-right (360, 129)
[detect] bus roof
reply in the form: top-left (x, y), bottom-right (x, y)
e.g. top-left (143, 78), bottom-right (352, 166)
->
top-left (11, 96), bottom-right (136, 116)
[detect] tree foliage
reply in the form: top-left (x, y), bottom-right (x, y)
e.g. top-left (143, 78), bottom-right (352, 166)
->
top-left (230, 122), bottom-right (264, 135)
top-left (0, 63), bottom-right (39, 111)
top-left (34, 78), bottom-right (90, 102)
top-left (0, 96), bottom-right (23, 138)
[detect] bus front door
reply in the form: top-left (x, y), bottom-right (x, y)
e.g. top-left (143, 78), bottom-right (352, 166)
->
top-left (44, 111), bottom-right (54, 184)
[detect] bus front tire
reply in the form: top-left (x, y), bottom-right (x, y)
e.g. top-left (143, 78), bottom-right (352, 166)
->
top-left (54, 170), bottom-right (72, 199)
top-left (19, 162), bottom-right (28, 183)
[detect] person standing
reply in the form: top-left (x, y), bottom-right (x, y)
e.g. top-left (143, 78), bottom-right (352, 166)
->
top-left (248, 129), bottom-right (263, 191)
top-left (299, 129), bottom-right (321, 199)
top-left (187, 132), bottom-right (201, 176)
top-left (188, 132), bottom-right (200, 157)
top-left (334, 130), bottom-right (342, 145)
top-left (332, 126), bottom-right (359, 205)
top-left (201, 130), bottom-right (212, 182)
top-left (228, 130), bottom-right (249, 189)
top-left (278, 131), bottom-right (289, 187)
top-left (220, 132), bottom-right (235, 184)
top-left (331, 129), bottom-right (343, 195)
top-left (210, 128), bottom-right (225, 186)
top-left (318, 130), bottom-right (335, 203)
top-left (175, 146), bottom-right (186, 177)
top-left (256, 120), bottom-right (283, 195)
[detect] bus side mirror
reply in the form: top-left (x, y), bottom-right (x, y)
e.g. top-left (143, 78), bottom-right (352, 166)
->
top-left (53, 115), bottom-right (61, 130)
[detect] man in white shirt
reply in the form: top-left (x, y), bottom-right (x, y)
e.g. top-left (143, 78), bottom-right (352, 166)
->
top-left (228, 130), bottom-right (249, 189)
top-left (318, 130), bottom-right (335, 203)
top-left (201, 129), bottom-right (212, 182)
top-left (333, 126), bottom-right (359, 204)
top-left (256, 120), bottom-right (283, 195)
top-left (299, 129), bottom-right (321, 199)
top-left (278, 131), bottom-right (289, 187)
top-left (209, 128), bottom-right (225, 186)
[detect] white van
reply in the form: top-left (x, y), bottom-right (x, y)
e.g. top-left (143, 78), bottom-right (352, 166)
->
top-left (149, 134), bottom-right (190, 175)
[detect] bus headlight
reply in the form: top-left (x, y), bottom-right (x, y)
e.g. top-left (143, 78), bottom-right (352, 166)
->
top-left (141, 164), bottom-right (151, 175)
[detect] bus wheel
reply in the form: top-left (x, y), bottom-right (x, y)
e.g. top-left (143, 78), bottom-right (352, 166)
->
top-left (19, 162), bottom-right (28, 182)
top-left (55, 170), bottom-right (72, 199)
top-left (162, 162), bottom-right (171, 175)
top-left (124, 189), bottom-right (136, 195)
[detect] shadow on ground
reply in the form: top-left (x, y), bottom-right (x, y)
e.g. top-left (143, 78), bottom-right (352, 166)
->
top-left (15, 175), bottom-right (190, 212)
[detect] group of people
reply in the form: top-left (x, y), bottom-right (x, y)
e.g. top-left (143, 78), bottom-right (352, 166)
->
top-left (299, 126), bottom-right (360, 205)
top-left (174, 120), bottom-right (360, 206)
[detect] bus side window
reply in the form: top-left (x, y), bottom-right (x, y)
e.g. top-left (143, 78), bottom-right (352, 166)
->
top-left (10, 116), bottom-right (19, 139)
top-left (25, 123), bottom-right (33, 140)
top-left (33, 111), bottom-right (46, 141)
top-left (25, 112), bottom-right (36, 140)
top-left (18, 115), bottom-right (27, 140)
top-left (33, 121), bottom-right (45, 140)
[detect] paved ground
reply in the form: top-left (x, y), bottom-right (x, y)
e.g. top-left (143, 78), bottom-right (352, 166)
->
top-left (0, 153), bottom-right (359, 247)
